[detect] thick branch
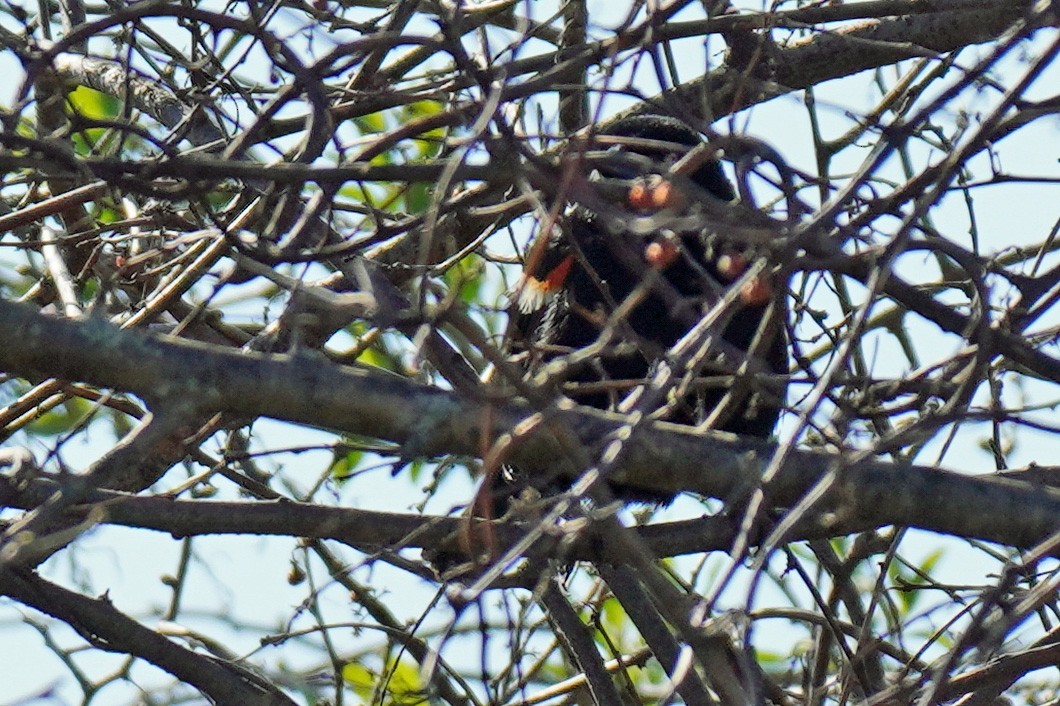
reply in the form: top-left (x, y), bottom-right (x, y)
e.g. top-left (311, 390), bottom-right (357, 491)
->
top-left (0, 473), bottom-right (861, 564)
top-left (2, 301), bottom-right (1059, 550)
top-left (652, 0), bottom-right (1042, 117)
top-left (0, 567), bottom-right (297, 705)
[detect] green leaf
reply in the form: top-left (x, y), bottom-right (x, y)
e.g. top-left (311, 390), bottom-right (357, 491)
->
top-left (442, 253), bottom-right (485, 303)
top-left (889, 548), bottom-right (945, 612)
top-left (403, 181), bottom-right (433, 215)
top-left (403, 100), bottom-right (445, 160)
top-left (68, 86), bottom-right (120, 121)
top-left (27, 397), bottom-right (93, 436)
top-left (329, 448), bottom-right (364, 483)
top-left (342, 658), bottom-right (425, 705)
top-left (342, 662), bottom-right (376, 698)
top-left (67, 86), bottom-right (121, 154)
top-left (353, 111), bottom-right (387, 136)
top-left (405, 458), bottom-right (425, 484)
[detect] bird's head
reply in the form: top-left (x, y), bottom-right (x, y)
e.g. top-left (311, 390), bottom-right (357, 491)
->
top-left (591, 114), bottom-right (736, 205)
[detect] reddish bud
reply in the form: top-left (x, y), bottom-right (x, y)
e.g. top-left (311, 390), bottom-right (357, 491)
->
top-left (628, 179), bottom-right (653, 210)
top-left (740, 275), bottom-right (773, 306)
top-left (647, 177), bottom-right (684, 211)
top-left (645, 240), bottom-right (679, 269)
top-left (716, 251), bottom-right (747, 280)
top-left (628, 175), bottom-right (685, 212)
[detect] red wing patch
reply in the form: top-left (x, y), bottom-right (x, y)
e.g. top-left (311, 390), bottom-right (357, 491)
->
top-left (515, 253), bottom-right (575, 314)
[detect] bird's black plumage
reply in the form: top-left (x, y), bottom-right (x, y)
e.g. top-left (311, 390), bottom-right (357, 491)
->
top-left (512, 115), bottom-right (786, 426)
top-left (501, 115), bottom-right (787, 506)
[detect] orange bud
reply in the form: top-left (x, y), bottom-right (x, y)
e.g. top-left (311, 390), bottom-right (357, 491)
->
top-left (648, 177), bottom-right (685, 211)
top-left (740, 275), bottom-right (773, 306)
top-left (628, 175), bottom-right (685, 212)
top-left (645, 240), bottom-right (679, 269)
top-left (628, 178), bottom-right (653, 210)
top-left (716, 251), bottom-right (747, 280)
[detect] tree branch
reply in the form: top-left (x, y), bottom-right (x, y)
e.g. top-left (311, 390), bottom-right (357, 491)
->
top-left (2, 300), bottom-right (1059, 551)
top-left (0, 567), bottom-right (298, 705)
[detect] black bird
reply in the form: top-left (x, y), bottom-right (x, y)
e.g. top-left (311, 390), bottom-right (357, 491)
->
top-left (501, 115), bottom-right (788, 505)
